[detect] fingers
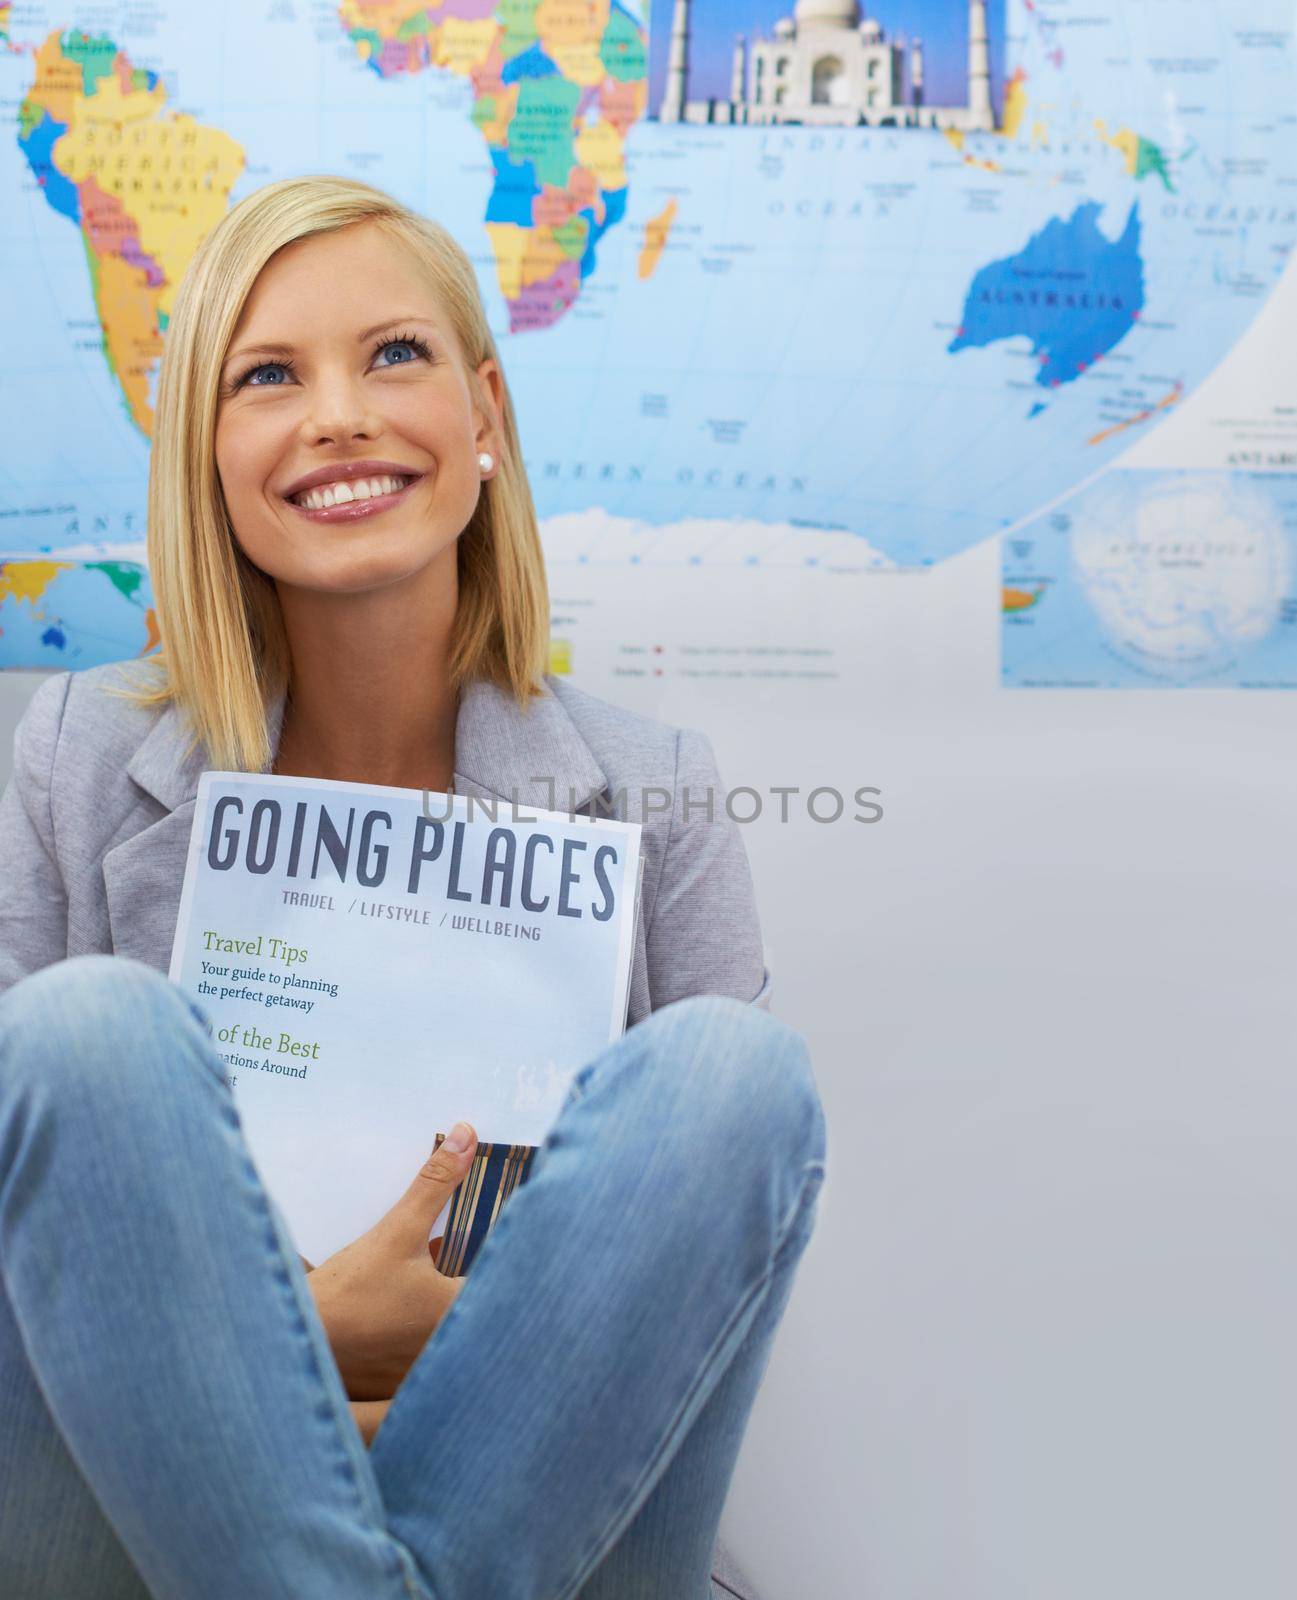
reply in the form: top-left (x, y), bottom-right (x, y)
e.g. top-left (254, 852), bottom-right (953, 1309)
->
top-left (423, 1122), bottom-right (477, 1182)
top-left (386, 1121), bottom-right (477, 1250)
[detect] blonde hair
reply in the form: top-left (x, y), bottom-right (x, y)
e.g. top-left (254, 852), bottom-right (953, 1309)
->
top-left (109, 174), bottom-right (550, 772)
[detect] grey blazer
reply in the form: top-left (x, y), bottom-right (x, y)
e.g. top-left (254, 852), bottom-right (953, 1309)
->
top-left (0, 661), bottom-right (772, 1020)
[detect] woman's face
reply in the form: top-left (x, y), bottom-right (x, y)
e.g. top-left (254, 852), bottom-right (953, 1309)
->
top-left (214, 221), bottom-right (502, 599)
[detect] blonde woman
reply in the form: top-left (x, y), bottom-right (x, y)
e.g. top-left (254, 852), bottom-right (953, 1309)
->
top-left (0, 177), bottom-right (825, 1600)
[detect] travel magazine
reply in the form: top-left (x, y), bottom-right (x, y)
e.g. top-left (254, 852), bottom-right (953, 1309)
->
top-left (168, 772), bottom-right (643, 1270)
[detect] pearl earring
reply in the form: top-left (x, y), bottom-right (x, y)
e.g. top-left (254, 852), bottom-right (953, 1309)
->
top-left (477, 451), bottom-right (494, 474)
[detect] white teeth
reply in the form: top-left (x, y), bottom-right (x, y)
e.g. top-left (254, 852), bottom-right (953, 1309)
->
top-left (293, 474), bottom-right (409, 511)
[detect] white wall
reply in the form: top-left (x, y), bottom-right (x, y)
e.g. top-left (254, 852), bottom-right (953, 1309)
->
top-left (0, 674), bottom-right (46, 777)
top-left (547, 540), bottom-right (1297, 1600)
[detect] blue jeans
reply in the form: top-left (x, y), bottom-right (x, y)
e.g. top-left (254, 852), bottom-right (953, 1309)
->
top-left (0, 955), bottom-right (826, 1599)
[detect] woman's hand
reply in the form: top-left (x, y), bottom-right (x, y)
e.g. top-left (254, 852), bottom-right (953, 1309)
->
top-left (307, 1122), bottom-right (478, 1401)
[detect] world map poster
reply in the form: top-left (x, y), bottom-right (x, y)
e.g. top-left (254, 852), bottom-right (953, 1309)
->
top-left (1, 0), bottom-right (1295, 687)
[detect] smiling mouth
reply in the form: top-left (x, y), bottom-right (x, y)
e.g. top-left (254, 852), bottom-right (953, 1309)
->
top-left (286, 472), bottom-right (419, 521)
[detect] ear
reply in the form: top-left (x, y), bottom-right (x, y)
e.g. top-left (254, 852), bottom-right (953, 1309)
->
top-left (472, 357), bottom-right (504, 464)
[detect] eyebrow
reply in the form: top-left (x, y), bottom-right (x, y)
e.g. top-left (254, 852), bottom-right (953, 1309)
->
top-left (221, 315), bottom-right (442, 372)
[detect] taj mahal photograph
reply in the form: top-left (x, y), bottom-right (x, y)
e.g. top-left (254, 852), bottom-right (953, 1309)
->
top-left (646, 0), bottom-right (1007, 129)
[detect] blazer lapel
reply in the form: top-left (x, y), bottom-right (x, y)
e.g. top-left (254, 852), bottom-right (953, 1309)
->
top-left (102, 692), bottom-right (247, 966)
top-left (451, 677), bottom-right (606, 816)
top-left (101, 676), bottom-right (609, 971)
top-left (101, 809), bottom-right (200, 966)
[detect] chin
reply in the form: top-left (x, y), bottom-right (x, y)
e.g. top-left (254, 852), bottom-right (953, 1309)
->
top-left (287, 547), bottom-right (454, 595)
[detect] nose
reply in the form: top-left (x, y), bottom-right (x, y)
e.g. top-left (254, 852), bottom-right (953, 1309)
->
top-left (298, 365), bottom-right (382, 447)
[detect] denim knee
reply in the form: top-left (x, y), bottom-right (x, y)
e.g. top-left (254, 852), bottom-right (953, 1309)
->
top-left (633, 994), bottom-right (826, 1172)
top-left (0, 955), bottom-right (213, 1102)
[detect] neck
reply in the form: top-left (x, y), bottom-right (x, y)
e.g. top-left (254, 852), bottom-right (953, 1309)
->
top-left (270, 558), bottom-right (460, 792)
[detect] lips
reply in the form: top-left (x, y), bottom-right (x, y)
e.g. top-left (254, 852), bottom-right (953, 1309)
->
top-left (280, 459), bottom-right (426, 501)
top-left (291, 472), bottom-right (411, 511)
top-left (286, 475), bottom-right (420, 525)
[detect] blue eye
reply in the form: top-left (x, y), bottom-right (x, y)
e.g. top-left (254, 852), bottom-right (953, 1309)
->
top-left (230, 358), bottom-right (295, 391)
top-left (373, 334), bottom-right (433, 367)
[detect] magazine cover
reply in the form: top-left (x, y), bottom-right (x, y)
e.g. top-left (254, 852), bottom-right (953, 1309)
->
top-left (169, 772), bottom-right (642, 1264)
